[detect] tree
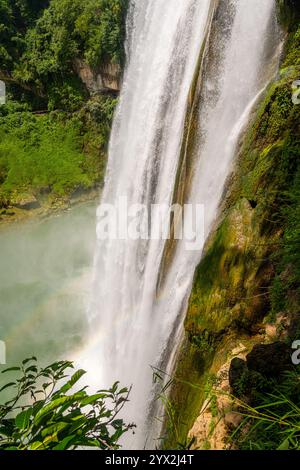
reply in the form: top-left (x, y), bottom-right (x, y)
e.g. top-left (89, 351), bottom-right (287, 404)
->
top-left (0, 0), bottom-right (128, 110)
top-left (0, 0), bottom-right (48, 69)
top-left (0, 357), bottom-right (134, 450)
top-left (12, 0), bottom-right (128, 82)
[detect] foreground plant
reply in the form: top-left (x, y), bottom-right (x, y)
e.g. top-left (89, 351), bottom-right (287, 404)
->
top-left (152, 367), bottom-right (196, 450)
top-left (0, 358), bottom-right (134, 450)
top-left (231, 371), bottom-right (300, 450)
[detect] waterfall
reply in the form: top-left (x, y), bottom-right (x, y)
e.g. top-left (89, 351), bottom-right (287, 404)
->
top-left (78, 0), bottom-right (281, 449)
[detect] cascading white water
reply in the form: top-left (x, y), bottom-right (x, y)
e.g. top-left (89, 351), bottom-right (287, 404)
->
top-left (78, 0), bottom-right (281, 449)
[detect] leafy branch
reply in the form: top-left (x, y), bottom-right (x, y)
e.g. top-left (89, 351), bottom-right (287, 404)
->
top-left (0, 357), bottom-right (135, 450)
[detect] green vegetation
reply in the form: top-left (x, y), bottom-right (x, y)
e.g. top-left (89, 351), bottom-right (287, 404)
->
top-left (277, 0), bottom-right (300, 30)
top-left (231, 370), bottom-right (300, 450)
top-left (0, 0), bottom-right (128, 214)
top-left (0, 95), bottom-right (117, 208)
top-left (168, 3), bottom-right (300, 449)
top-left (0, 357), bottom-right (134, 450)
top-left (185, 7), bottom-right (300, 353)
top-left (0, 1), bottom-right (49, 70)
top-left (1, 0), bottom-right (128, 99)
top-left (152, 367), bottom-right (198, 450)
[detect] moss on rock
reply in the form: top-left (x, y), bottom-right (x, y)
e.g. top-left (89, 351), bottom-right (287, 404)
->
top-left (168, 13), bottom-right (300, 449)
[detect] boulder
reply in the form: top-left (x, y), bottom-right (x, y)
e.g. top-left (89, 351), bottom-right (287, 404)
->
top-left (13, 195), bottom-right (40, 210)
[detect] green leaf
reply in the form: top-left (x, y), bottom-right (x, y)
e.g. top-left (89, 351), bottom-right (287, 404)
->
top-left (41, 422), bottom-right (69, 438)
top-left (58, 369), bottom-right (86, 394)
top-left (111, 381), bottom-right (120, 393)
top-left (68, 416), bottom-right (87, 434)
top-left (42, 382), bottom-right (51, 390)
top-left (0, 382), bottom-right (16, 392)
top-left (15, 408), bottom-right (33, 430)
top-left (29, 441), bottom-right (44, 450)
top-left (25, 365), bottom-right (38, 374)
top-left (34, 395), bottom-right (79, 425)
top-left (80, 393), bottom-right (106, 407)
top-left (26, 374), bottom-right (36, 380)
top-left (278, 438), bottom-right (290, 450)
top-left (0, 425), bottom-right (14, 437)
top-left (111, 419), bottom-right (124, 429)
top-left (31, 400), bottom-right (44, 416)
top-left (111, 427), bottom-right (124, 442)
top-left (22, 357), bottom-right (37, 365)
top-left (75, 437), bottom-right (101, 448)
top-left (43, 361), bottom-right (73, 374)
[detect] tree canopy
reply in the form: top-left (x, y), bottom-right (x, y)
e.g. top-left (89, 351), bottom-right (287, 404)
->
top-left (0, 0), bottom-right (128, 105)
top-left (0, 357), bottom-right (134, 450)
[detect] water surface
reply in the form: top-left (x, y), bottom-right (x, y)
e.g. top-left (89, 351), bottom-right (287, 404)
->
top-left (0, 202), bottom-right (96, 368)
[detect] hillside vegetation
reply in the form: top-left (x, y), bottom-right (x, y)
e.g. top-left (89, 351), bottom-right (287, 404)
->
top-left (0, 0), bottom-right (128, 219)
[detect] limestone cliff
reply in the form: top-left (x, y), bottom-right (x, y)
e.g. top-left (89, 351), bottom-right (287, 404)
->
top-left (73, 59), bottom-right (121, 94)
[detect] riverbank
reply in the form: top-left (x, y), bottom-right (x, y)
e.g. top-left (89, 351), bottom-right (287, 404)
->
top-left (0, 95), bottom-right (115, 228)
top-left (0, 185), bottom-right (100, 227)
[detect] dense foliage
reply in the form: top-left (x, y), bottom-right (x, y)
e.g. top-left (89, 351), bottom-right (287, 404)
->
top-left (0, 0), bottom-right (127, 210)
top-left (232, 370), bottom-right (300, 450)
top-left (265, 17), bottom-right (300, 321)
top-left (0, 0), bottom-right (49, 70)
top-left (0, 0), bottom-right (128, 109)
top-left (0, 357), bottom-right (134, 450)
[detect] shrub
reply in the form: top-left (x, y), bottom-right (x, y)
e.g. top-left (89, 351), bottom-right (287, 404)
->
top-left (0, 357), bottom-right (134, 450)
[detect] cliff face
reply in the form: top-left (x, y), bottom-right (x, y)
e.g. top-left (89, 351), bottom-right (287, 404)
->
top-left (73, 59), bottom-right (121, 94)
top-left (166, 3), bottom-right (300, 450)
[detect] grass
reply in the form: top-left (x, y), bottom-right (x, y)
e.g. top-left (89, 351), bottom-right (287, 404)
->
top-left (0, 95), bottom-right (117, 208)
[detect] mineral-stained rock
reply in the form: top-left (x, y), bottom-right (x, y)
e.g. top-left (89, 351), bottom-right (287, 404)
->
top-left (224, 411), bottom-right (243, 429)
